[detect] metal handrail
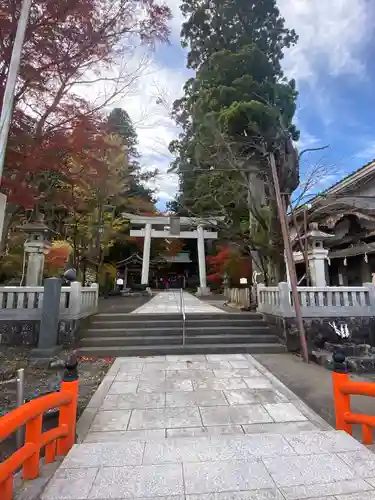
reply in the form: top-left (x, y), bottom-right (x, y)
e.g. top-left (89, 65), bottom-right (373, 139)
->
top-left (179, 288), bottom-right (186, 346)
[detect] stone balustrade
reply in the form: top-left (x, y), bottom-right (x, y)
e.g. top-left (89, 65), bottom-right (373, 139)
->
top-left (0, 282), bottom-right (99, 320)
top-left (257, 282), bottom-right (375, 318)
top-left (224, 287), bottom-right (250, 309)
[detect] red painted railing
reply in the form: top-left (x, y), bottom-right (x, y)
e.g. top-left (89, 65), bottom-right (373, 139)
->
top-left (332, 354), bottom-right (375, 445)
top-left (0, 378), bottom-right (79, 500)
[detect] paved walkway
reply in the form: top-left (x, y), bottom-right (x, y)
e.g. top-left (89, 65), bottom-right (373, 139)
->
top-left (256, 352), bottom-right (375, 444)
top-left (132, 290), bottom-right (224, 314)
top-left (41, 354), bottom-right (375, 500)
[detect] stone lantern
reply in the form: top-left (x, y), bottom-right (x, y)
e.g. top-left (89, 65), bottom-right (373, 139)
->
top-left (19, 216), bottom-right (56, 286)
top-left (303, 222), bottom-right (334, 286)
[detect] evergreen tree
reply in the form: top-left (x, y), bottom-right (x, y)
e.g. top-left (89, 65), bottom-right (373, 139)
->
top-left (107, 108), bottom-right (155, 209)
top-left (169, 0), bottom-right (300, 281)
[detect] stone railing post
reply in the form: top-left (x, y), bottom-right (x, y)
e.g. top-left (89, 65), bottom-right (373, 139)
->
top-left (278, 282), bottom-right (293, 317)
top-left (69, 281), bottom-right (82, 317)
top-left (31, 277), bottom-right (62, 358)
top-left (364, 282), bottom-right (375, 314)
top-left (90, 283), bottom-right (99, 310)
top-left (256, 284), bottom-right (264, 312)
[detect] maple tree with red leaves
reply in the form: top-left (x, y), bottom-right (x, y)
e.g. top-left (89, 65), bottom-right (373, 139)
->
top-left (0, 0), bottom-right (171, 227)
top-left (207, 246), bottom-right (252, 287)
top-left (44, 242), bottom-right (71, 274)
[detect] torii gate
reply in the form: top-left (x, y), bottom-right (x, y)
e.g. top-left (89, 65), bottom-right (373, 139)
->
top-left (124, 213), bottom-right (219, 295)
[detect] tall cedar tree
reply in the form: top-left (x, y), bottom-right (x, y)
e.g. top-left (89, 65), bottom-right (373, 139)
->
top-left (169, 0), bottom-right (299, 280)
top-left (171, 0), bottom-right (298, 212)
top-left (107, 108), bottom-right (155, 212)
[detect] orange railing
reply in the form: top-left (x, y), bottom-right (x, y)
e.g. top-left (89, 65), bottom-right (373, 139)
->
top-left (0, 377), bottom-right (79, 500)
top-left (332, 353), bottom-right (375, 445)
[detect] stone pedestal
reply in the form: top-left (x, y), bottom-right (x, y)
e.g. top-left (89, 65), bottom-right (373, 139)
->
top-left (24, 240), bottom-right (51, 286)
top-left (19, 218), bottom-right (54, 286)
top-left (308, 247), bottom-right (330, 286)
top-left (196, 286), bottom-right (211, 297)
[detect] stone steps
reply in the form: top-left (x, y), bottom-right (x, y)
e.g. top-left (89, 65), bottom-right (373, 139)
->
top-left (90, 319), bottom-right (266, 328)
top-left (75, 342), bottom-right (286, 356)
top-left (77, 309), bottom-right (283, 356)
top-left (94, 312), bottom-right (264, 320)
top-left (79, 333), bottom-right (279, 347)
top-left (83, 326), bottom-right (272, 337)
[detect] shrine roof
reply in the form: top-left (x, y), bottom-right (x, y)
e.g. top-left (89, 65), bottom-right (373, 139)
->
top-left (294, 158), bottom-right (375, 217)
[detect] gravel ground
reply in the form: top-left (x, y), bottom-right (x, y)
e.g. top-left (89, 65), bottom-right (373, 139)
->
top-left (0, 346), bottom-right (112, 461)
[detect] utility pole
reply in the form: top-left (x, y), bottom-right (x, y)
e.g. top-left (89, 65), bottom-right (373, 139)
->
top-left (0, 0), bottom-right (32, 179)
top-left (0, 0), bottom-right (33, 242)
top-left (269, 151), bottom-right (309, 363)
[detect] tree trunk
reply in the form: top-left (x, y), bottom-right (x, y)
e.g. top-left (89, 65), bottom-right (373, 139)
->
top-left (0, 204), bottom-right (20, 255)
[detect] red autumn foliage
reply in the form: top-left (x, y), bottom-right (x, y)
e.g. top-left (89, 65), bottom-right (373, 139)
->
top-left (6, 114), bottom-right (114, 208)
top-left (207, 248), bottom-right (230, 284)
top-left (1, 0), bottom-right (171, 206)
top-left (207, 247), bottom-right (252, 285)
top-left (45, 245), bottom-right (70, 270)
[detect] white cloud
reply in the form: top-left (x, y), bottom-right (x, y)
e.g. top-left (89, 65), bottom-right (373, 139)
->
top-left (355, 141), bottom-right (375, 161)
top-left (115, 53), bottom-right (189, 203)
top-left (278, 0), bottom-right (373, 83)
top-left (164, 0), bottom-right (184, 41)
top-left (296, 130), bottom-right (320, 151)
top-left (116, 1), bottom-right (374, 206)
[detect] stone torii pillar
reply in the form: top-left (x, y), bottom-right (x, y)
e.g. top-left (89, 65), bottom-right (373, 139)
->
top-left (196, 224), bottom-right (210, 296)
top-left (141, 223), bottom-right (152, 285)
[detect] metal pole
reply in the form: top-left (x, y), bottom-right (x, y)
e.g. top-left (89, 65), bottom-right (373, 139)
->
top-left (269, 152), bottom-right (309, 362)
top-left (0, 0), bottom-right (33, 180)
top-left (16, 368), bottom-right (25, 448)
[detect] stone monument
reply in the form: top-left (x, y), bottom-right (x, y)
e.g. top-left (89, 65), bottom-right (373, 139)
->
top-left (19, 216), bottom-right (55, 286)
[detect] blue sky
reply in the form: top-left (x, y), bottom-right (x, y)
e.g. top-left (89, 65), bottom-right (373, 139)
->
top-left (120, 0), bottom-right (375, 211)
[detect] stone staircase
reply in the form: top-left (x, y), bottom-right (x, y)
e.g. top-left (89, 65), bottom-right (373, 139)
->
top-left (76, 312), bottom-right (285, 356)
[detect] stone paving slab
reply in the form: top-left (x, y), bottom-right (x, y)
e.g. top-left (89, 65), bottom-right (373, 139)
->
top-left (89, 409), bottom-right (131, 432)
top-left (41, 467), bottom-right (98, 500)
top-left (89, 463), bottom-right (184, 499)
top-left (132, 291), bottom-right (224, 314)
top-left (184, 459), bottom-right (275, 494)
top-left (60, 442), bottom-right (145, 468)
top-left (337, 448), bottom-right (375, 477)
top-left (129, 406), bottom-right (203, 429)
top-left (224, 388), bottom-right (288, 405)
top-left (280, 478), bottom-right (374, 500)
top-left (200, 404), bottom-right (274, 426)
top-left (166, 389), bottom-right (228, 407)
top-left (187, 492), bottom-right (285, 500)
top-left (42, 353), bottom-right (375, 500)
top-left (142, 434), bottom-right (296, 464)
top-left (84, 429), bottom-right (166, 442)
top-left (101, 392), bottom-right (166, 410)
top-left (166, 425), bottom-right (244, 438)
top-left (193, 378), bottom-right (248, 390)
